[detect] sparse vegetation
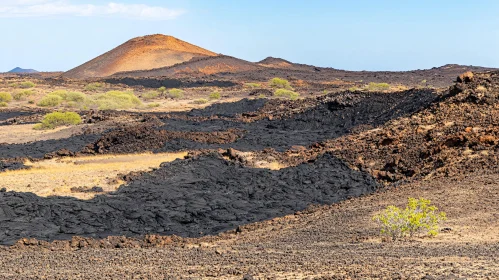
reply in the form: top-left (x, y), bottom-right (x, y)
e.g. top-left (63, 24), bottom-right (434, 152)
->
top-left (65, 91), bottom-right (87, 102)
top-left (84, 82), bottom-right (104, 92)
top-left (19, 81), bottom-right (36, 89)
top-left (367, 82), bottom-right (390, 91)
top-left (0, 92), bottom-right (13, 103)
top-left (244, 83), bottom-right (261, 88)
top-left (33, 112), bottom-right (82, 130)
top-left (257, 94), bottom-right (266, 99)
top-left (147, 103), bottom-right (161, 108)
top-left (142, 91), bottom-right (160, 100)
top-left (47, 90), bottom-right (69, 100)
top-left (158, 86), bottom-right (167, 95)
top-left (37, 95), bottom-right (63, 107)
top-left (193, 98), bottom-right (209, 104)
top-left (274, 89), bottom-right (299, 100)
top-left (167, 88), bottom-right (184, 99)
top-left (209, 91), bottom-right (221, 100)
top-left (12, 90), bottom-right (35, 101)
top-left (373, 197), bottom-right (447, 241)
top-left (269, 78), bottom-right (293, 89)
top-left (0, 102), bottom-right (7, 107)
top-left (93, 91), bottom-right (142, 110)
top-left (348, 86), bottom-right (361, 92)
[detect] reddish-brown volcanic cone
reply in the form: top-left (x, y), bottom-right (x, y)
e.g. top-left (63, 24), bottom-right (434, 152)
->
top-left (63, 34), bottom-right (217, 79)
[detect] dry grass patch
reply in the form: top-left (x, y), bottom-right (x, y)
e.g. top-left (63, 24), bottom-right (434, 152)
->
top-left (0, 152), bottom-right (187, 199)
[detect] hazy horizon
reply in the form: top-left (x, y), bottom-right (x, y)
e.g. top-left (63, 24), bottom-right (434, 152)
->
top-left (1, 0), bottom-right (498, 72)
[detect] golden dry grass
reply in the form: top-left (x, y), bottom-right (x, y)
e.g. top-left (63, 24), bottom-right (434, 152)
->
top-left (0, 152), bottom-right (187, 199)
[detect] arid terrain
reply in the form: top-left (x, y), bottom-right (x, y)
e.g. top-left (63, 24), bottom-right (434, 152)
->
top-left (0, 35), bottom-right (498, 279)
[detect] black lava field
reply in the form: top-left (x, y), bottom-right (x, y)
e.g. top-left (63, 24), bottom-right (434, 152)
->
top-left (0, 89), bottom-right (439, 244)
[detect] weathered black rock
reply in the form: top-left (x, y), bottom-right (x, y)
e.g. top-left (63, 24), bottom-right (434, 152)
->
top-left (0, 153), bottom-right (377, 244)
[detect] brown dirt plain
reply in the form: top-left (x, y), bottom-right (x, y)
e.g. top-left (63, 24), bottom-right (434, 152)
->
top-left (0, 172), bottom-right (497, 279)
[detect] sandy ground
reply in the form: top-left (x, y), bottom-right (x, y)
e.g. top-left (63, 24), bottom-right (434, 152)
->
top-left (0, 152), bottom-right (187, 199)
top-left (0, 171), bottom-right (497, 279)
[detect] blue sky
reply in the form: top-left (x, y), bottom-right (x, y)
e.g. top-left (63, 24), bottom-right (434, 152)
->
top-left (1, 0), bottom-right (498, 72)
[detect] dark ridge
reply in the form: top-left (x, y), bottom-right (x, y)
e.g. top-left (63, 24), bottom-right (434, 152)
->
top-left (0, 153), bottom-right (377, 245)
top-left (103, 77), bottom-right (237, 88)
top-left (186, 98), bottom-right (267, 118)
top-left (0, 134), bottom-right (101, 160)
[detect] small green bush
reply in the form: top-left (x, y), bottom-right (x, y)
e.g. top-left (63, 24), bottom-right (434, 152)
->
top-left (269, 78), bottom-right (292, 89)
top-left (48, 90), bottom-right (68, 100)
top-left (93, 91), bottom-right (142, 110)
top-left (0, 102), bottom-right (7, 107)
top-left (274, 89), bottom-right (299, 100)
top-left (244, 83), bottom-right (261, 89)
top-left (348, 86), bottom-right (361, 92)
top-left (84, 82), bottom-right (104, 92)
top-left (19, 81), bottom-right (36, 89)
top-left (0, 92), bottom-right (13, 102)
top-left (158, 86), bottom-right (167, 95)
top-left (65, 91), bottom-right (87, 103)
top-left (38, 95), bottom-right (63, 107)
top-left (33, 112), bottom-right (82, 130)
top-left (209, 91), bottom-right (221, 100)
top-left (167, 88), bottom-right (184, 99)
top-left (367, 82), bottom-right (390, 91)
top-left (12, 90), bottom-right (35, 101)
top-left (257, 94), bottom-right (266, 99)
top-left (373, 197), bottom-right (447, 241)
top-left (142, 91), bottom-right (160, 100)
top-left (147, 103), bottom-right (161, 108)
top-left (192, 98), bottom-right (208, 104)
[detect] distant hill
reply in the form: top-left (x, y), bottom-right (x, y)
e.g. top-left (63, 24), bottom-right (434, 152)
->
top-left (112, 55), bottom-right (262, 78)
top-left (63, 34), bottom-right (218, 79)
top-left (8, 67), bottom-right (38, 74)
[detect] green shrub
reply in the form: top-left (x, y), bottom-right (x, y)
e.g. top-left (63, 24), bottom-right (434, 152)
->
top-left (65, 91), bottom-right (87, 102)
top-left (0, 92), bottom-right (13, 102)
top-left (12, 90), bottom-right (35, 101)
top-left (269, 78), bottom-right (292, 89)
top-left (209, 91), bottom-right (221, 100)
top-left (158, 86), bottom-right (167, 95)
top-left (84, 82), bottom-right (104, 92)
top-left (93, 91), bottom-right (142, 110)
top-left (274, 89), bottom-right (299, 100)
top-left (257, 94), bottom-right (266, 99)
top-left (367, 82), bottom-right (390, 91)
top-left (373, 197), bottom-right (447, 241)
top-left (37, 95), bottom-right (62, 107)
top-left (167, 88), bottom-right (184, 99)
top-left (142, 91), bottom-right (160, 100)
top-left (348, 86), bottom-right (361, 92)
top-left (0, 102), bottom-right (7, 107)
top-left (19, 81), bottom-right (36, 88)
top-left (192, 98), bottom-right (208, 104)
top-left (244, 83), bottom-right (261, 88)
top-left (33, 112), bottom-right (82, 130)
top-left (48, 90), bottom-right (68, 100)
top-left (147, 103), bottom-right (161, 108)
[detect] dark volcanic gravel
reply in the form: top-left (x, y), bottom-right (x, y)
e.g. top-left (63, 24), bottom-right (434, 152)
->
top-left (156, 90), bottom-right (438, 152)
top-left (0, 134), bottom-right (101, 160)
top-left (186, 98), bottom-right (267, 118)
top-left (0, 153), bottom-right (377, 245)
